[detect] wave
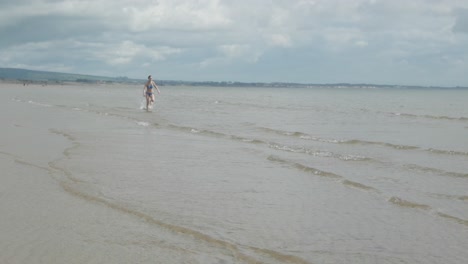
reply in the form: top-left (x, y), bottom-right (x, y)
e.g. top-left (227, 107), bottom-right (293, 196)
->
top-left (437, 212), bottom-right (468, 227)
top-left (12, 98), bottom-right (53, 107)
top-left (43, 131), bottom-right (312, 264)
top-left (268, 143), bottom-right (373, 162)
top-left (213, 100), bottom-right (291, 111)
top-left (258, 126), bottom-right (468, 158)
top-left (267, 155), bottom-right (378, 193)
top-left (341, 180), bottom-right (377, 191)
top-left (231, 135), bottom-right (266, 144)
top-left (404, 164), bottom-right (468, 179)
top-left (34, 129), bottom-right (313, 263)
top-left (0, 151), bottom-right (20, 159)
top-left (59, 179), bottom-right (312, 264)
top-left (167, 124), bottom-right (228, 138)
top-left (267, 155), bottom-right (341, 179)
top-left (164, 125), bottom-right (373, 164)
top-left (258, 127), bottom-right (419, 149)
top-left (16, 96), bottom-right (467, 162)
top-left (161, 125), bottom-right (466, 181)
top-left (342, 139), bottom-right (420, 150)
top-left (427, 148), bottom-right (468, 157)
top-left (387, 112), bottom-right (468, 122)
top-left (388, 197), bottom-right (432, 210)
top-left (43, 125), bottom-right (468, 236)
top-left (387, 197), bottom-right (468, 226)
top-left (136, 121), bottom-right (150, 127)
top-left (425, 192), bottom-right (468, 202)
top-left (258, 127), bottom-right (335, 143)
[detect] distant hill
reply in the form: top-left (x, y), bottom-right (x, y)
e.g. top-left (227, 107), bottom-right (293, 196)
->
top-left (0, 68), bottom-right (138, 84)
top-left (1, 67), bottom-right (465, 89)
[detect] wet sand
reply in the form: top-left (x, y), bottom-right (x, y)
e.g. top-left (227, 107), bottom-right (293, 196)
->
top-left (1, 82), bottom-right (468, 264)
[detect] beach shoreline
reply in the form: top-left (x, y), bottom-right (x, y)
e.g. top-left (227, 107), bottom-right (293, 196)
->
top-left (1, 82), bottom-right (467, 264)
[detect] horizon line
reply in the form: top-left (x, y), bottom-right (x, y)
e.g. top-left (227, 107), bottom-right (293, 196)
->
top-left (1, 67), bottom-right (467, 89)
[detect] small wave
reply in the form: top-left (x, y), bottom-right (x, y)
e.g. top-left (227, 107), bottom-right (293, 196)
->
top-left (267, 155), bottom-right (341, 179)
top-left (437, 212), bottom-right (468, 226)
top-left (388, 112), bottom-right (468, 122)
top-left (263, 126), bottom-right (467, 159)
top-left (388, 197), bottom-right (431, 210)
top-left (404, 164), bottom-right (468, 178)
top-left (49, 129), bottom-right (76, 141)
top-left (268, 143), bottom-right (310, 154)
top-left (258, 127), bottom-right (333, 143)
top-left (248, 246), bottom-right (311, 264)
top-left (168, 124), bottom-right (237, 139)
top-left (15, 159), bottom-right (51, 172)
top-left (52, 162), bottom-right (310, 264)
top-left (341, 180), bottom-right (376, 191)
top-left (268, 143), bottom-right (373, 162)
top-left (426, 193), bottom-right (468, 202)
top-left (136, 121), bottom-right (150, 127)
top-left (343, 139), bottom-right (419, 150)
top-left (339, 154), bottom-right (373, 161)
top-left (258, 127), bottom-right (422, 150)
top-left (197, 130), bottom-right (226, 138)
top-left (267, 156), bottom-right (380, 194)
top-left (27, 100), bottom-right (52, 107)
top-left (427, 148), bottom-right (468, 157)
top-left (167, 124), bottom-right (267, 145)
top-left (231, 136), bottom-right (266, 144)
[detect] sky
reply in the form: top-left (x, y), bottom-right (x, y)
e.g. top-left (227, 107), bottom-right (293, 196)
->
top-left (1, 0), bottom-right (468, 86)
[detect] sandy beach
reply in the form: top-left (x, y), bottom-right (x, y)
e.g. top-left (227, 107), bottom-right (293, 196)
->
top-left (1, 82), bottom-right (467, 263)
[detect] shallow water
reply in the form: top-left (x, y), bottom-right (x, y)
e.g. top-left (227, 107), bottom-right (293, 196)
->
top-left (1, 83), bottom-right (467, 263)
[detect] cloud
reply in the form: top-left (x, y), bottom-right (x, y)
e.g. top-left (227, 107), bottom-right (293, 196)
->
top-left (0, 0), bottom-right (468, 85)
top-left (94, 41), bottom-right (182, 66)
top-left (354, 40), bottom-right (368, 47)
top-left (199, 44), bottom-right (262, 68)
top-left (453, 8), bottom-right (468, 34)
top-left (267, 34), bottom-right (292, 47)
top-left (119, 0), bottom-right (232, 32)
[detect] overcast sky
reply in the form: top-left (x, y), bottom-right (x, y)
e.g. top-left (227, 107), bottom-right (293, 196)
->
top-left (1, 0), bottom-right (468, 86)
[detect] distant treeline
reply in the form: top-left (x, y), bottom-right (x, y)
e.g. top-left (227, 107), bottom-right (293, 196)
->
top-left (1, 67), bottom-right (467, 89)
top-left (0, 68), bottom-right (135, 84)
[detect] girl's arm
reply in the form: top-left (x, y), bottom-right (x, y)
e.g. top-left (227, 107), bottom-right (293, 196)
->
top-left (153, 81), bottom-right (161, 94)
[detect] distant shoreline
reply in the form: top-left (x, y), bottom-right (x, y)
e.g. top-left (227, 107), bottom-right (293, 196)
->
top-left (1, 68), bottom-right (467, 89)
top-left (2, 78), bottom-right (468, 90)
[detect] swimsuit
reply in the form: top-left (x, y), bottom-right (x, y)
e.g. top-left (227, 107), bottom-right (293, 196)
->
top-left (146, 84), bottom-right (153, 96)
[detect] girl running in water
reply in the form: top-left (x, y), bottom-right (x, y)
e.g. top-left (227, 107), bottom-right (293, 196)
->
top-left (143, 75), bottom-right (160, 110)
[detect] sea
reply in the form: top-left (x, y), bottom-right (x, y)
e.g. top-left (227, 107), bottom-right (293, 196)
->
top-left (1, 82), bottom-right (467, 264)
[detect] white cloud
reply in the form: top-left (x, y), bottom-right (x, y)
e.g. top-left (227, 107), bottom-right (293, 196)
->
top-left (114, 0), bottom-right (232, 32)
top-left (1, 0), bottom-right (468, 85)
top-left (267, 34), bottom-right (292, 47)
top-left (93, 41), bottom-right (183, 66)
top-left (355, 40), bottom-right (368, 47)
top-left (199, 44), bottom-right (261, 68)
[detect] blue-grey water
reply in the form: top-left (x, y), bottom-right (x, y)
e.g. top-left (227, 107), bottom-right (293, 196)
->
top-left (1, 82), bottom-right (467, 264)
